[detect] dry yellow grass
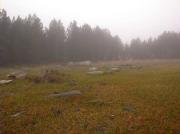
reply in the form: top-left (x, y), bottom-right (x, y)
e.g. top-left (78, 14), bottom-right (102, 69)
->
top-left (0, 60), bottom-right (180, 134)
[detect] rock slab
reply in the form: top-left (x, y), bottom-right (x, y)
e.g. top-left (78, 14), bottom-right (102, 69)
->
top-left (49, 90), bottom-right (82, 97)
top-left (0, 80), bottom-right (13, 85)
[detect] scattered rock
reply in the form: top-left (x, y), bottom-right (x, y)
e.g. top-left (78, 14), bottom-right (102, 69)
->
top-left (68, 61), bottom-right (92, 66)
top-left (78, 61), bottom-right (91, 66)
top-left (0, 80), bottom-right (13, 85)
top-left (7, 74), bottom-right (16, 80)
top-left (87, 71), bottom-right (104, 75)
top-left (122, 105), bottom-right (136, 113)
top-left (89, 67), bottom-right (97, 71)
top-left (11, 111), bottom-right (24, 117)
top-left (111, 67), bottom-right (119, 71)
top-left (88, 99), bottom-right (104, 104)
top-left (49, 90), bottom-right (82, 97)
top-left (7, 71), bottom-right (27, 79)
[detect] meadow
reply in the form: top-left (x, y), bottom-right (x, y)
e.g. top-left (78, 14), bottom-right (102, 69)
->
top-left (0, 60), bottom-right (180, 134)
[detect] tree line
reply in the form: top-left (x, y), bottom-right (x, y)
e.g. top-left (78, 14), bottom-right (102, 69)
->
top-left (0, 9), bottom-right (180, 65)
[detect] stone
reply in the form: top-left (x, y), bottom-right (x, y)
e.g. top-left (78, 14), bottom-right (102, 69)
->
top-left (122, 105), bottom-right (136, 113)
top-left (11, 111), bottom-right (24, 117)
top-left (68, 61), bottom-right (92, 66)
top-left (0, 80), bottom-right (13, 85)
top-left (89, 67), bottom-right (97, 71)
top-left (7, 74), bottom-right (16, 80)
top-left (7, 71), bottom-right (27, 79)
top-left (111, 67), bottom-right (119, 71)
top-left (78, 61), bottom-right (91, 66)
top-left (87, 71), bottom-right (104, 74)
top-left (49, 90), bottom-right (82, 97)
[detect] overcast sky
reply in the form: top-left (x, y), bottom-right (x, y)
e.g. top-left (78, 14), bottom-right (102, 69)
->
top-left (1, 0), bottom-right (180, 43)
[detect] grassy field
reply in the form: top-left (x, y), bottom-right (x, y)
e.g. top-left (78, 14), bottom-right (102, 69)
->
top-left (0, 60), bottom-right (180, 134)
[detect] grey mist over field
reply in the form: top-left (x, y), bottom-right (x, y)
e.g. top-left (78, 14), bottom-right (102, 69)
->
top-left (2, 0), bottom-right (180, 42)
top-left (1, 0), bottom-right (180, 65)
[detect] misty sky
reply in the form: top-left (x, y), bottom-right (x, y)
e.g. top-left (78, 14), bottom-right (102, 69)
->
top-left (1, 0), bottom-right (180, 43)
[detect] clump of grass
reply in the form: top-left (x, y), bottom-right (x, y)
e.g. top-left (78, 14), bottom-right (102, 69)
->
top-left (25, 70), bottom-right (69, 84)
top-left (25, 74), bottom-right (42, 83)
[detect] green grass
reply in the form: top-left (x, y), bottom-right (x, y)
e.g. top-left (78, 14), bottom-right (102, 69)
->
top-left (0, 60), bottom-right (180, 134)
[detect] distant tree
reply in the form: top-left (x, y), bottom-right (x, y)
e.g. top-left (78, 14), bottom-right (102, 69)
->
top-left (0, 9), bottom-right (11, 65)
top-left (66, 21), bottom-right (82, 61)
top-left (25, 14), bottom-right (44, 63)
top-left (1, 9), bottom-right (180, 65)
top-left (45, 19), bottom-right (65, 62)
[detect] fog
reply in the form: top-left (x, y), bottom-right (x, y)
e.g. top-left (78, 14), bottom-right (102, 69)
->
top-left (2, 0), bottom-right (180, 42)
